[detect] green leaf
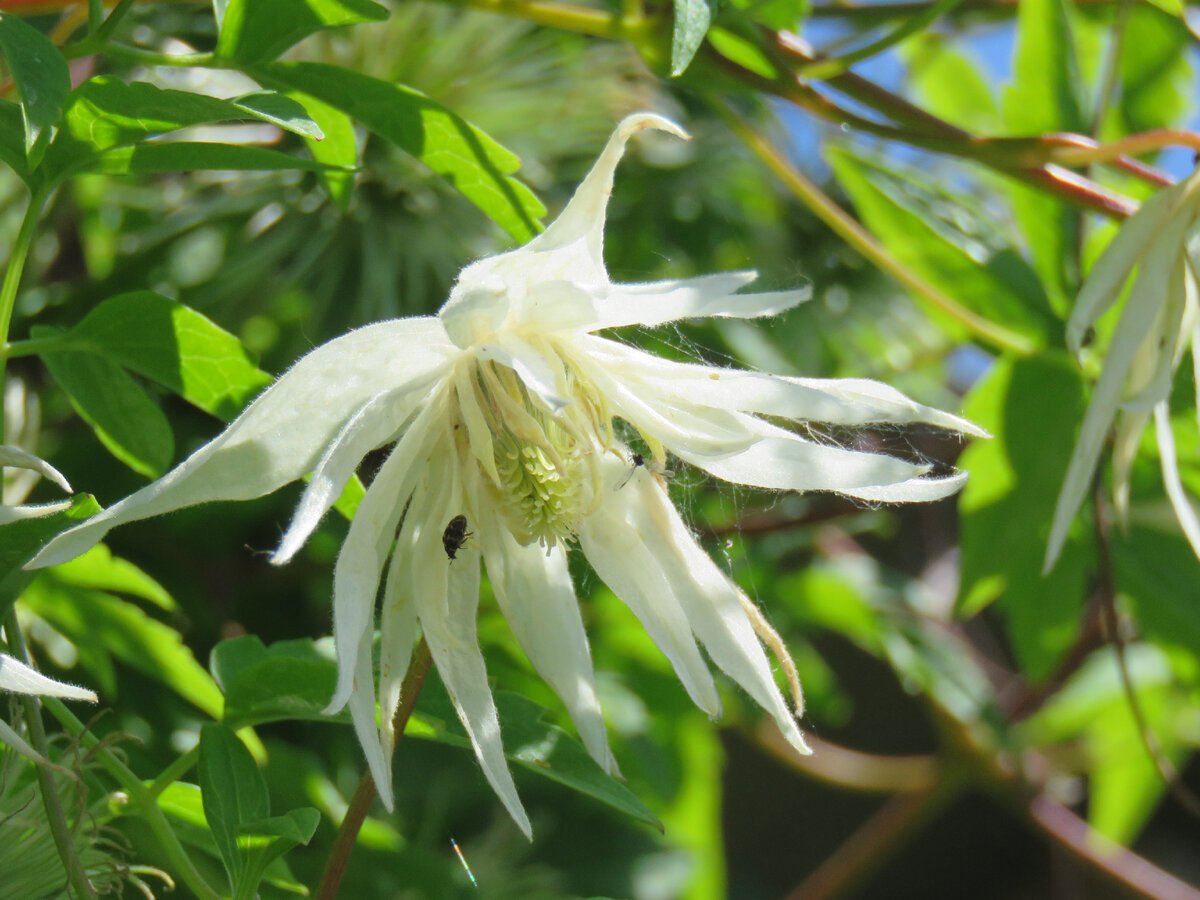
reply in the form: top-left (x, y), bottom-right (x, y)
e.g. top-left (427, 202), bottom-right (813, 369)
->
top-left (671, 0), bottom-right (716, 76)
top-left (51, 544), bottom-right (176, 612)
top-left (256, 62), bottom-right (545, 241)
top-left (283, 90), bottom-right (357, 209)
top-left (38, 328), bottom-right (175, 479)
top-left (213, 636), bottom-right (341, 727)
top-left (0, 13), bottom-right (70, 168)
top-left (89, 141), bottom-right (341, 176)
top-left (1113, 6), bottom-right (1194, 134)
top-left (0, 99), bottom-right (29, 179)
top-left (1115, 525), bottom-right (1200, 661)
top-left (22, 576), bottom-right (224, 716)
top-left (217, 0), bottom-right (388, 63)
top-left (828, 147), bottom-right (1059, 347)
top-left (42, 78), bottom-right (329, 184)
top-left (0, 495), bottom-right (100, 603)
top-left (199, 723), bottom-right (270, 891)
top-left (236, 809), bottom-right (320, 895)
top-left (957, 356), bottom-right (1092, 679)
top-left (230, 92), bottom-right (324, 139)
top-left (1002, 0), bottom-right (1085, 310)
top-left (61, 291), bottom-right (271, 420)
top-left (906, 40), bottom-right (997, 133)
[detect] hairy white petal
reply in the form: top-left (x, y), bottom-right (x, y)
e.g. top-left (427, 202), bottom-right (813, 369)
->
top-left (478, 498), bottom-right (615, 774)
top-left (578, 467), bottom-right (721, 717)
top-left (377, 531), bottom-right (419, 768)
top-left (0, 718), bottom-right (51, 767)
top-left (633, 479), bottom-right (811, 755)
top-left (29, 319), bottom-right (455, 569)
top-left (0, 445), bottom-right (72, 494)
top-left (0, 499), bottom-right (73, 525)
top-left (325, 392), bottom-right (444, 715)
top-left (592, 273), bottom-right (810, 330)
top-left (347, 634), bottom-right (392, 806)
top-left (0, 653), bottom-right (97, 702)
top-left (1046, 212), bottom-right (1193, 572)
top-left (839, 471), bottom-right (968, 503)
top-left (477, 334), bottom-right (570, 412)
top-left (1154, 402), bottom-right (1200, 559)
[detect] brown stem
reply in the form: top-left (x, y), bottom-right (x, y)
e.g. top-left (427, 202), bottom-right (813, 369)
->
top-left (1091, 486), bottom-right (1200, 820)
top-left (315, 639), bottom-right (434, 900)
top-left (1001, 596), bottom-right (1107, 721)
top-left (752, 724), bottom-right (940, 794)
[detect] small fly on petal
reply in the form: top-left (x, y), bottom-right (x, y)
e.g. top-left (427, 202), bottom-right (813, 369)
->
top-left (450, 838), bottom-right (477, 888)
top-left (442, 514), bottom-right (472, 561)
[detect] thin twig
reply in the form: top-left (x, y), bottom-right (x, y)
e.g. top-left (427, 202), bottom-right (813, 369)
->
top-left (315, 639), bottom-right (434, 900)
top-left (753, 724), bottom-right (940, 794)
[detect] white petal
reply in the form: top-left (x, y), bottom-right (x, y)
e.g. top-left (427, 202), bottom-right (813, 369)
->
top-left (1067, 182), bottom-right (1191, 354)
top-left (524, 113), bottom-right (689, 284)
top-left (583, 336), bottom-right (986, 435)
top-left (1045, 213), bottom-right (1191, 572)
top-left (477, 500), bottom-right (616, 775)
top-left (1154, 402), bottom-right (1200, 559)
top-left (0, 445), bottom-right (72, 494)
top-left (273, 378), bottom-right (433, 565)
top-left (0, 718), bottom-right (55, 768)
top-left (325, 391), bottom-right (444, 715)
top-left (0, 653), bottom-right (97, 702)
top-left (408, 469), bottom-right (532, 837)
top-left (29, 319), bottom-right (456, 569)
top-left (632, 480), bottom-right (810, 755)
top-left (577, 462), bottom-right (721, 717)
top-left (591, 272), bottom-right (810, 331)
top-left (346, 633), bottom-right (393, 806)
top-left (377, 530), bottom-right (419, 770)
top-left (1119, 252), bottom-right (1190, 414)
top-left (0, 499), bottom-right (73, 525)
top-left (1111, 408), bottom-right (1150, 524)
top-left (477, 334), bottom-right (570, 412)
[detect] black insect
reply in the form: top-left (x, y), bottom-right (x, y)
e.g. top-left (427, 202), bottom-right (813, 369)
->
top-left (442, 514), bottom-right (472, 561)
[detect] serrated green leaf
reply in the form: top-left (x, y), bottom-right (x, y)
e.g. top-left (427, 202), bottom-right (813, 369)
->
top-left (38, 329), bottom-right (175, 479)
top-left (61, 291), bottom-right (271, 419)
top-left (671, 0), bottom-right (716, 76)
top-left (0, 13), bottom-right (70, 168)
top-left (51, 544), bottom-right (176, 612)
top-left (89, 141), bottom-right (341, 177)
top-left (0, 495), bottom-right (99, 603)
top-left (216, 0), bottom-right (388, 63)
top-left (957, 356), bottom-right (1091, 679)
top-left (22, 577), bottom-right (223, 716)
top-left (256, 62), bottom-right (545, 241)
top-left (828, 147), bottom-right (1059, 347)
top-left (199, 723), bottom-right (270, 891)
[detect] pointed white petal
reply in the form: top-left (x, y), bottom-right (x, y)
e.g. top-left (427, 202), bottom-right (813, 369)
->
top-left (524, 113), bottom-right (688, 284)
top-left (409, 473), bottom-right (532, 837)
top-left (273, 378), bottom-right (432, 565)
top-left (477, 334), bottom-right (570, 412)
top-left (325, 392), bottom-right (444, 715)
top-left (0, 445), bottom-right (72, 494)
top-left (632, 481), bottom-right (810, 755)
top-left (478, 501), bottom-right (616, 774)
top-left (0, 653), bottom-right (97, 702)
top-left (1111, 408), bottom-right (1150, 524)
top-left (0, 718), bottom-right (55, 768)
top-left (377, 536), bottom-right (419, 769)
top-left (591, 272), bottom-right (810, 331)
top-left (30, 319), bottom-right (456, 569)
top-left (1045, 214), bottom-right (1191, 572)
top-left (1154, 402), bottom-right (1200, 559)
top-left (1067, 183), bottom-right (1190, 353)
top-left (0, 499), bottom-right (73, 525)
top-left (577, 463), bottom-right (721, 717)
top-left (583, 336), bottom-right (986, 435)
top-left (838, 471), bottom-right (968, 503)
top-left (346, 633), bottom-right (394, 807)
top-left (1119, 253), bottom-right (1190, 414)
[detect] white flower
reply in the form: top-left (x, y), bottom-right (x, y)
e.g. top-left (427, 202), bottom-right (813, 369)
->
top-left (0, 652), bottom-right (96, 766)
top-left (0, 445), bottom-right (73, 524)
top-left (30, 114), bottom-right (983, 836)
top-left (2, 379), bottom-right (74, 523)
top-left (1045, 170), bottom-right (1200, 572)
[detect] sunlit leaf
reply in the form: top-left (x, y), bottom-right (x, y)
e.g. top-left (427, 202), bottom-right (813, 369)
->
top-left (216, 0), bottom-right (388, 63)
top-left (0, 13), bottom-right (70, 168)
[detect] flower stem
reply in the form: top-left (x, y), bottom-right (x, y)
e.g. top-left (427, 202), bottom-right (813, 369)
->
top-left (0, 187), bottom-right (49, 453)
top-left (43, 699), bottom-right (222, 900)
top-left (316, 638), bottom-right (434, 900)
top-left (2, 609), bottom-right (98, 900)
top-left (721, 105), bottom-right (1037, 356)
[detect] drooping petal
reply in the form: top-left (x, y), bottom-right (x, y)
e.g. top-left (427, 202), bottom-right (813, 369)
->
top-left (591, 273), bottom-right (810, 331)
top-left (477, 497), bottom-right (616, 775)
top-left (346, 630), bottom-right (393, 805)
top-left (1067, 178), bottom-right (1197, 354)
top-left (0, 653), bottom-right (97, 702)
top-left (273, 376), bottom-right (436, 565)
top-left (624, 475), bottom-right (810, 755)
top-left (377, 520), bottom-right (420, 770)
top-left (407, 459), bottom-right (532, 837)
top-left (1118, 252), bottom-right (1191, 414)
top-left (325, 390), bottom-right (445, 715)
top-left (578, 466), bottom-right (722, 718)
top-left (585, 336), bottom-right (985, 435)
top-left (1045, 211), bottom-right (1193, 572)
top-left (1154, 402), bottom-right (1200, 559)
top-left (29, 319), bottom-right (456, 569)
top-left (0, 445), bottom-right (72, 494)
top-left (0, 499), bottom-right (73, 525)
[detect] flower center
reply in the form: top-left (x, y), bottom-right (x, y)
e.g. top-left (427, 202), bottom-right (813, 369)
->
top-left (452, 351), bottom-right (613, 548)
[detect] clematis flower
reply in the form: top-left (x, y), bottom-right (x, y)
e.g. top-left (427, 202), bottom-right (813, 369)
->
top-left (30, 114), bottom-right (983, 836)
top-left (1045, 169), bottom-right (1200, 572)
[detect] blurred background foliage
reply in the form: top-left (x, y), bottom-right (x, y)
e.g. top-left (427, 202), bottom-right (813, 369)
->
top-left (2, 0), bottom-right (1200, 897)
